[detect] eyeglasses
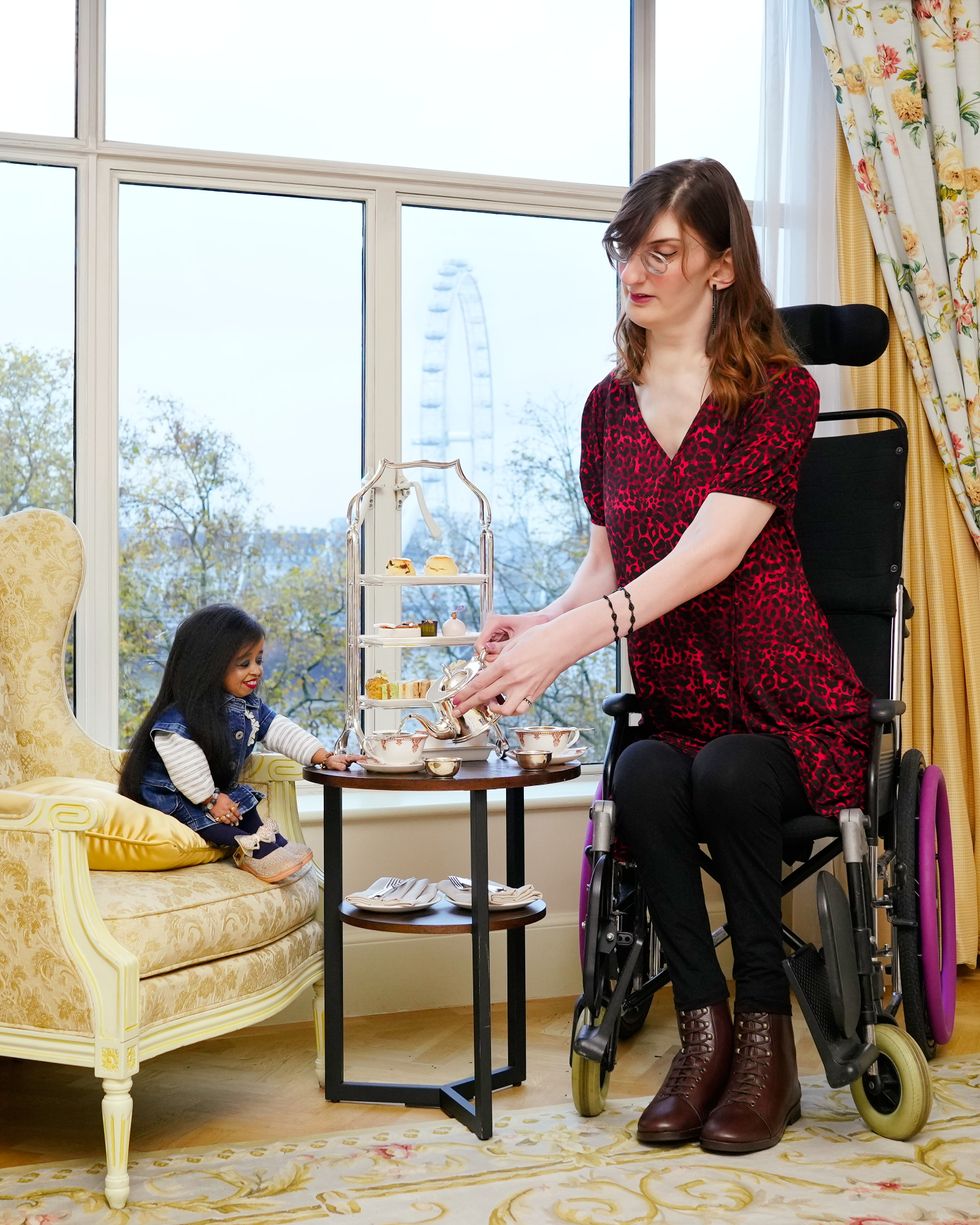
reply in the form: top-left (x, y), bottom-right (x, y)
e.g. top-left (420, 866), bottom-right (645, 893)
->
top-left (609, 245), bottom-right (672, 277)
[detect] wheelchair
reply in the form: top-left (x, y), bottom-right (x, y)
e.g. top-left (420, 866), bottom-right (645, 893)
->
top-left (570, 304), bottom-right (957, 1141)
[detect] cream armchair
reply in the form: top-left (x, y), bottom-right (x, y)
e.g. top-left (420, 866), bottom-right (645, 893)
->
top-left (0, 508), bottom-right (324, 1208)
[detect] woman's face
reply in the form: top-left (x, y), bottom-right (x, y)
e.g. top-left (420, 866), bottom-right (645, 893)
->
top-left (617, 209), bottom-right (720, 333)
top-left (223, 638), bottom-right (265, 698)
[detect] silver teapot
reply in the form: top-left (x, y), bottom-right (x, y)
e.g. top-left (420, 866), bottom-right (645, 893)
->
top-left (401, 649), bottom-right (505, 747)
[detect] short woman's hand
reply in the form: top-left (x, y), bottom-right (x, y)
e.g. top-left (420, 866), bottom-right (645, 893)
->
top-left (452, 620), bottom-right (577, 717)
top-left (321, 752), bottom-right (362, 771)
top-left (211, 793), bottom-right (241, 824)
top-left (475, 609), bottom-right (550, 656)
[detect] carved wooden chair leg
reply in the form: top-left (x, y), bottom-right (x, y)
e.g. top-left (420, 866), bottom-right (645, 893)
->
top-left (101, 1076), bottom-right (133, 1208)
top-left (313, 977), bottom-right (326, 1088)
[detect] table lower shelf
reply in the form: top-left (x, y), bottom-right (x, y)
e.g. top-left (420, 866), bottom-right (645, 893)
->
top-left (340, 897), bottom-right (546, 934)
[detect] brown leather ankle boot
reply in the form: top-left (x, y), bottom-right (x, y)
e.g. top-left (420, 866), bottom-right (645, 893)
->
top-left (699, 1010), bottom-right (802, 1153)
top-left (637, 1001), bottom-right (732, 1144)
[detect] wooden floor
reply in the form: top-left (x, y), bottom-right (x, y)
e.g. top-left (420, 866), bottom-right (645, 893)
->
top-left (2, 973), bottom-right (978, 1169)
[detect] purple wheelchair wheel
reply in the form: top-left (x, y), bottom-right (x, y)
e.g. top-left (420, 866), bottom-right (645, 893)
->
top-left (579, 779), bottom-right (602, 964)
top-left (917, 766), bottom-right (956, 1045)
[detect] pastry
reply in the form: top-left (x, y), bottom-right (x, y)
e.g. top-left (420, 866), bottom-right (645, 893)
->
top-left (424, 554), bottom-right (459, 575)
top-left (441, 611), bottom-right (468, 637)
top-left (420, 618), bottom-right (437, 637)
top-left (386, 557), bottom-right (416, 575)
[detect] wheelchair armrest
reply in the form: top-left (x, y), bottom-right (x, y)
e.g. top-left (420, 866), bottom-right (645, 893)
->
top-left (602, 692), bottom-right (645, 719)
top-left (869, 698), bottom-right (905, 724)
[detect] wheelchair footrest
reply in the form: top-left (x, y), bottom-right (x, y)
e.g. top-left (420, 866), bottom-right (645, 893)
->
top-left (784, 944), bottom-right (879, 1089)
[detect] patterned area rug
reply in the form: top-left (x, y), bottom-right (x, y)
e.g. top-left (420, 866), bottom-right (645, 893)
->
top-left (2, 1060), bottom-right (979, 1224)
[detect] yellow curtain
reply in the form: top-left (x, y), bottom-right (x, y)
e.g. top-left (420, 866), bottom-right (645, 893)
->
top-left (836, 133), bottom-right (979, 965)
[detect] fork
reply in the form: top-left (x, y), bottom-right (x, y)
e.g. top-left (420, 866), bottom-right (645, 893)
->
top-left (448, 875), bottom-right (507, 893)
top-left (360, 876), bottom-right (406, 898)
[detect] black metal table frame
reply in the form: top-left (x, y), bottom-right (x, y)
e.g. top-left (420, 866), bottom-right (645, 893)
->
top-left (321, 785), bottom-right (529, 1139)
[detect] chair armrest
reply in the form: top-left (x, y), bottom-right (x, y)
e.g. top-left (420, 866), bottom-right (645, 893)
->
top-left (602, 692), bottom-right (644, 719)
top-left (0, 789), bottom-right (137, 1047)
top-left (241, 751), bottom-right (304, 783)
top-left (240, 752), bottom-right (307, 847)
top-left (870, 698), bottom-right (906, 724)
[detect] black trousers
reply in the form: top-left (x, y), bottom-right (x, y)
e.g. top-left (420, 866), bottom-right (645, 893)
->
top-left (613, 733), bottom-right (810, 1015)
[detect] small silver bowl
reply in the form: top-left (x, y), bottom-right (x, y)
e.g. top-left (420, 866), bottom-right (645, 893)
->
top-left (514, 749), bottom-right (553, 769)
top-left (424, 756), bottom-right (462, 777)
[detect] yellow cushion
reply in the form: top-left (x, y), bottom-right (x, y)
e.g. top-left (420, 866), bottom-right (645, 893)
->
top-left (7, 777), bottom-right (226, 870)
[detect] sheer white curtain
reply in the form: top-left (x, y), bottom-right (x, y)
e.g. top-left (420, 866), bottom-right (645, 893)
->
top-left (755, 0), bottom-right (845, 409)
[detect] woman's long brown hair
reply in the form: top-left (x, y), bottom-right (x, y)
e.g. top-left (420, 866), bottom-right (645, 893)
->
top-left (603, 158), bottom-right (798, 418)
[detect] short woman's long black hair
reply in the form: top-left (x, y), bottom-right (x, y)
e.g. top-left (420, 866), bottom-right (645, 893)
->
top-left (118, 603), bottom-right (265, 801)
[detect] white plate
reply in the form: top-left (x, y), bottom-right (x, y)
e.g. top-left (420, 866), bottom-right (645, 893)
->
top-left (346, 891), bottom-right (440, 913)
top-left (538, 745), bottom-right (589, 765)
top-left (438, 880), bottom-right (542, 910)
top-left (358, 759), bottom-right (425, 774)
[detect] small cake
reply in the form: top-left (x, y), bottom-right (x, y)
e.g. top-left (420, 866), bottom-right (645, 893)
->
top-left (394, 621), bottom-right (421, 638)
top-left (441, 610), bottom-right (468, 637)
top-left (386, 557), bottom-right (416, 575)
top-left (365, 670), bottom-right (391, 700)
top-left (424, 554), bottom-right (459, 576)
top-left (420, 618), bottom-right (437, 637)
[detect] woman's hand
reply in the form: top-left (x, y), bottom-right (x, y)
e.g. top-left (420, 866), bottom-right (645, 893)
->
top-left (453, 619), bottom-right (582, 718)
top-left (475, 609), bottom-right (550, 656)
top-left (312, 749), bottom-right (363, 771)
top-left (210, 793), bottom-right (241, 824)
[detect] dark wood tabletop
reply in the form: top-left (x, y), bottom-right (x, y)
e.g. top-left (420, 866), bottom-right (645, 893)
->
top-left (303, 755), bottom-right (581, 791)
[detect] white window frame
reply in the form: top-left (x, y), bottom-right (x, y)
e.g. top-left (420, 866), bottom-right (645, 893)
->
top-left (0, 0), bottom-right (654, 744)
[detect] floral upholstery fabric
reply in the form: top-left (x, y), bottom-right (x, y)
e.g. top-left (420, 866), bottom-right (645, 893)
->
top-left (139, 920), bottom-right (321, 1028)
top-left (0, 830), bottom-right (93, 1034)
top-left (812, 1), bottom-right (980, 542)
top-left (0, 510), bottom-right (116, 787)
top-left (91, 860), bottom-right (320, 978)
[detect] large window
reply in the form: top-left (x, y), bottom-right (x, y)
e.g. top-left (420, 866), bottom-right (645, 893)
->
top-left (117, 185), bottom-right (363, 740)
top-left (0, 1), bottom-right (770, 758)
top-left (105, 0), bottom-right (630, 183)
top-left (0, 161), bottom-right (75, 519)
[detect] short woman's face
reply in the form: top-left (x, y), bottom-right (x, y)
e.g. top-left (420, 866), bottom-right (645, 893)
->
top-left (616, 210), bottom-right (717, 330)
top-left (223, 638), bottom-right (265, 698)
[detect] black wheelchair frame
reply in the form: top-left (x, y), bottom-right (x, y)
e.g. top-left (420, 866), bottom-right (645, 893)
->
top-left (570, 305), bottom-right (953, 1139)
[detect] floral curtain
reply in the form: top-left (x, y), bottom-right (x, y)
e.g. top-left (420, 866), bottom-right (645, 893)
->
top-left (810, 0), bottom-right (980, 547)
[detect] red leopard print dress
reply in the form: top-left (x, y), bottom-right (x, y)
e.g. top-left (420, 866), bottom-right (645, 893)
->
top-left (580, 364), bottom-right (872, 818)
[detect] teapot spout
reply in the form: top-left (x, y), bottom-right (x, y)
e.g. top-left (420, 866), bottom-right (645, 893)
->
top-left (400, 711), bottom-right (458, 740)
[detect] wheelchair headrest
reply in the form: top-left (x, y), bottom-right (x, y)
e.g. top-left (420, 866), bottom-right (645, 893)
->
top-left (777, 303), bottom-right (889, 368)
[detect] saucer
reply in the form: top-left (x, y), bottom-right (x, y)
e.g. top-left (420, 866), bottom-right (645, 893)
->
top-left (359, 759), bottom-right (425, 774)
top-left (517, 745), bottom-right (587, 765)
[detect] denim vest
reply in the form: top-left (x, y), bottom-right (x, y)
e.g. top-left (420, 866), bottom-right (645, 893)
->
top-left (140, 694), bottom-right (277, 831)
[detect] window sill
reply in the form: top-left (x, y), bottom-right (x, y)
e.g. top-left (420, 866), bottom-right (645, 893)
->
top-left (296, 766), bottom-right (599, 824)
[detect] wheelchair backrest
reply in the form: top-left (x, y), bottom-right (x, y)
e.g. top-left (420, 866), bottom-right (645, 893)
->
top-left (776, 303), bottom-right (906, 702)
top-left (793, 418), bottom-right (907, 700)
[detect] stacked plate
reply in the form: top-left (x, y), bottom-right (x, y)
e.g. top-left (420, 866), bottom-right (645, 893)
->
top-left (345, 877), bottom-right (440, 912)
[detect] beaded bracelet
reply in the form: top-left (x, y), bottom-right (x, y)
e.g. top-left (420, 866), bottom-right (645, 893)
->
top-left (203, 789), bottom-right (220, 814)
top-left (602, 592), bottom-right (620, 641)
top-left (619, 585), bottom-right (637, 638)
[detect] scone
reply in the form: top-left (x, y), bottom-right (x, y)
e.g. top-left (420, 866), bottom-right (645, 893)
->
top-left (386, 557), bottom-right (416, 575)
top-left (424, 554), bottom-right (459, 575)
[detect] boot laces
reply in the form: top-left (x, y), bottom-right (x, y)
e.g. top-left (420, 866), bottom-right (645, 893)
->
top-left (661, 1011), bottom-right (715, 1096)
top-left (724, 1013), bottom-right (772, 1106)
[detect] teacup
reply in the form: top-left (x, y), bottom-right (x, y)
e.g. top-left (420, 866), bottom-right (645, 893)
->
top-left (363, 730), bottom-right (428, 767)
top-left (513, 725), bottom-right (580, 753)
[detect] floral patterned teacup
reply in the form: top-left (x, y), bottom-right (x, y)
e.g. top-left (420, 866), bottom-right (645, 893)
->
top-left (513, 726), bottom-right (580, 753)
top-left (364, 731), bottom-right (428, 766)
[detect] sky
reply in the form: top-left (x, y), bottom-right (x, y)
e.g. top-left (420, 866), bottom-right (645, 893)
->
top-left (1, 0), bottom-right (765, 530)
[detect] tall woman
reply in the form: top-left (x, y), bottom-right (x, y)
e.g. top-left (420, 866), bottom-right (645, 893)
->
top-left (452, 158), bottom-right (871, 1153)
